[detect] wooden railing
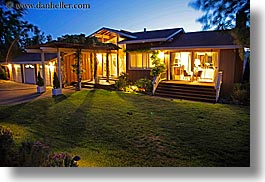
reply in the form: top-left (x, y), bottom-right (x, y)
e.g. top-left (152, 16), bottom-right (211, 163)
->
top-left (215, 71), bottom-right (223, 102)
top-left (152, 72), bottom-right (167, 95)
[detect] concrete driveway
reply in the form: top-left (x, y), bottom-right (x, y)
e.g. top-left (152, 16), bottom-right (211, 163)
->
top-left (0, 80), bottom-right (76, 105)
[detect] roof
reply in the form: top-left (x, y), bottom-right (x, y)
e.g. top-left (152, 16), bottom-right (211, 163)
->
top-left (89, 27), bottom-right (137, 39)
top-left (152, 30), bottom-right (240, 50)
top-left (119, 28), bottom-right (184, 44)
top-left (10, 53), bottom-right (57, 64)
top-left (28, 42), bottom-right (120, 51)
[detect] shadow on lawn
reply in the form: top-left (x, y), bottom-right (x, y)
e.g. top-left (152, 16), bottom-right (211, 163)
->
top-left (55, 90), bottom-right (96, 148)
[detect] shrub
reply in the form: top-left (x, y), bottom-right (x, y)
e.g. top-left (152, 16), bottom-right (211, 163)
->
top-left (135, 78), bottom-right (152, 93)
top-left (53, 72), bottom-right (60, 89)
top-left (0, 126), bottom-right (14, 166)
top-left (47, 153), bottom-right (80, 167)
top-left (115, 72), bottom-right (129, 91)
top-left (18, 141), bottom-right (50, 167)
top-left (36, 71), bottom-right (44, 86)
top-left (231, 82), bottom-right (250, 105)
top-left (0, 66), bottom-right (8, 80)
top-left (150, 51), bottom-right (166, 77)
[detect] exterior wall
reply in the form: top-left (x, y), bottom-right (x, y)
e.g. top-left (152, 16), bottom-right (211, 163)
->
top-left (64, 53), bottom-right (91, 84)
top-left (11, 64), bottom-right (22, 83)
top-left (219, 49), bottom-right (243, 95)
top-left (125, 52), bottom-right (152, 82)
top-left (125, 42), bottom-right (161, 82)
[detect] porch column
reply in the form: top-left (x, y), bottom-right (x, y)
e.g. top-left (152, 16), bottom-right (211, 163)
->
top-left (106, 52), bottom-right (109, 82)
top-left (41, 50), bottom-right (46, 88)
top-left (116, 36), bottom-right (120, 77)
top-left (57, 48), bottom-right (62, 89)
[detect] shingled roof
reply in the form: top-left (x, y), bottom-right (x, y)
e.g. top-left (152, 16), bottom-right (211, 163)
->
top-left (152, 30), bottom-right (239, 50)
top-left (119, 28), bottom-right (184, 44)
top-left (11, 53), bottom-right (57, 64)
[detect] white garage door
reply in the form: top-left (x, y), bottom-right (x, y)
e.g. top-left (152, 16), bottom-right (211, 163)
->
top-left (24, 65), bottom-right (36, 84)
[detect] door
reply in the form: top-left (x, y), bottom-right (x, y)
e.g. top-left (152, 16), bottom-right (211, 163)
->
top-left (170, 52), bottom-right (192, 81)
top-left (24, 64), bottom-right (36, 84)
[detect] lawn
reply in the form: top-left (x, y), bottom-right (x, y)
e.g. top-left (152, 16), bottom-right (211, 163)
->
top-left (0, 89), bottom-right (250, 167)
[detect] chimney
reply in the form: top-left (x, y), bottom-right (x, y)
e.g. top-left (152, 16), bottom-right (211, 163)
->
top-left (144, 28), bottom-right (146, 32)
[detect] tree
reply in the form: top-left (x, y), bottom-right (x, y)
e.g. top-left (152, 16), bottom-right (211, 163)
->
top-left (0, 0), bottom-right (46, 62)
top-left (189, 0), bottom-right (250, 46)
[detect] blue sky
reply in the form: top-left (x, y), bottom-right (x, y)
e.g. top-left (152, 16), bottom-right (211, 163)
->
top-left (22, 0), bottom-right (204, 39)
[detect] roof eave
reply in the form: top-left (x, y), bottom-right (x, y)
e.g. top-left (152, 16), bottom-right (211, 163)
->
top-left (151, 45), bottom-right (242, 50)
top-left (118, 38), bottom-right (168, 44)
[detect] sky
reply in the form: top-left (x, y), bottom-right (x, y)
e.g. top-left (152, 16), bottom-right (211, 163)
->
top-left (21, 0), bottom-right (204, 39)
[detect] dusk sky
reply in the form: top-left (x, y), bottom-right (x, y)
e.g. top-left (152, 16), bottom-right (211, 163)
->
top-left (21, 0), bottom-right (204, 39)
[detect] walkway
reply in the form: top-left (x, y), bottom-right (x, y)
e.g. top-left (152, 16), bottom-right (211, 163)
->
top-left (0, 80), bottom-right (77, 105)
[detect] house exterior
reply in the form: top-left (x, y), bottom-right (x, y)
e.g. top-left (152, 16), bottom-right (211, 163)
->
top-left (4, 27), bottom-right (248, 101)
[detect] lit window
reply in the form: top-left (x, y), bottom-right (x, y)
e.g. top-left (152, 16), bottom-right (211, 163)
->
top-left (129, 53), bottom-right (154, 69)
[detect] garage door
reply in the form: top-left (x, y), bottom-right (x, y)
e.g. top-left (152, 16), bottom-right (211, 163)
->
top-left (24, 64), bottom-right (36, 84)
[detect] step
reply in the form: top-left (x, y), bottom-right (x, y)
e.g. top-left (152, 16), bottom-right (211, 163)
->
top-left (154, 82), bottom-right (216, 103)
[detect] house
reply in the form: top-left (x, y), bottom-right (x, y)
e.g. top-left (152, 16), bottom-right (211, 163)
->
top-left (4, 27), bottom-right (248, 102)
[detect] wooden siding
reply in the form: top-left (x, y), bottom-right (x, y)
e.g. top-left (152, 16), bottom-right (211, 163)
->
top-left (219, 49), bottom-right (238, 95)
top-left (127, 70), bottom-right (151, 82)
top-left (64, 53), bottom-right (91, 84)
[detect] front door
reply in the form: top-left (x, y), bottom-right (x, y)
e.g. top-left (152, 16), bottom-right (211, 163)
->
top-left (170, 52), bottom-right (192, 81)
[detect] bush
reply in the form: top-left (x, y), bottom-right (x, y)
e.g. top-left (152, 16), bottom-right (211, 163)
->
top-left (36, 71), bottom-right (44, 86)
top-left (231, 82), bottom-right (250, 105)
top-left (0, 126), bottom-right (14, 166)
top-left (18, 141), bottom-right (50, 167)
top-left (115, 72), bottom-right (129, 91)
top-left (53, 72), bottom-right (60, 89)
top-left (135, 78), bottom-right (152, 93)
top-left (47, 153), bottom-right (80, 167)
top-left (0, 66), bottom-right (8, 80)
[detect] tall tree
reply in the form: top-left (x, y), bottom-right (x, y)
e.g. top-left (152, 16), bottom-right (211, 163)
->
top-left (0, 0), bottom-right (46, 62)
top-left (189, 0), bottom-right (250, 46)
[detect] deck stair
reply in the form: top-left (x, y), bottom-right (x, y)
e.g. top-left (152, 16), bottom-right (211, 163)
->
top-left (154, 82), bottom-right (216, 103)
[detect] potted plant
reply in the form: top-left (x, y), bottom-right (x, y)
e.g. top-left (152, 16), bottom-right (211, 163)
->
top-left (36, 71), bottom-right (45, 93)
top-left (52, 72), bottom-right (62, 96)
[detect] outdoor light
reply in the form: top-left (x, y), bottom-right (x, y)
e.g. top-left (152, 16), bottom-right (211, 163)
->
top-left (158, 51), bottom-right (164, 60)
top-left (49, 62), bottom-right (55, 72)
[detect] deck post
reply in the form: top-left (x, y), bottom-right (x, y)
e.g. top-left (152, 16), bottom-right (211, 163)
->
top-left (41, 50), bottom-right (46, 88)
top-left (106, 52), bottom-right (109, 82)
top-left (57, 48), bottom-right (62, 90)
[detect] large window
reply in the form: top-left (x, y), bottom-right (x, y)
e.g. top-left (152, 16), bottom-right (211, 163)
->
top-left (129, 53), bottom-right (154, 69)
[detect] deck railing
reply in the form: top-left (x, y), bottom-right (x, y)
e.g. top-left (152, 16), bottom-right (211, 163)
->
top-left (152, 72), bottom-right (167, 95)
top-left (215, 71), bottom-right (223, 102)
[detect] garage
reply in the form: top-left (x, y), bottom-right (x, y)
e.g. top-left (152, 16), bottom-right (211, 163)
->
top-left (24, 64), bottom-right (36, 84)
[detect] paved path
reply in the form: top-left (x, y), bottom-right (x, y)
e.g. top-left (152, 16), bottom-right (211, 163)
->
top-left (0, 80), bottom-right (77, 105)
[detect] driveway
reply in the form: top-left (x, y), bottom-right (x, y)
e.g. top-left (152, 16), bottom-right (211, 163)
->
top-left (0, 80), bottom-right (76, 105)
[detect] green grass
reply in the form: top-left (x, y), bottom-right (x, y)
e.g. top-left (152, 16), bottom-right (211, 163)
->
top-left (0, 89), bottom-right (250, 167)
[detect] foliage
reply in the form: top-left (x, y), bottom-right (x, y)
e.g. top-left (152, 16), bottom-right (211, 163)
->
top-left (36, 71), bottom-right (44, 86)
top-left (115, 72), bottom-right (130, 90)
top-left (18, 141), bottom-right (50, 167)
top-left (231, 82), bottom-right (250, 105)
top-left (0, 0), bottom-right (47, 62)
top-left (0, 65), bottom-right (8, 79)
top-left (47, 153), bottom-right (80, 167)
top-left (150, 51), bottom-right (166, 77)
top-left (0, 126), bottom-right (14, 166)
top-left (53, 72), bottom-right (60, 89)
top-left (135, 78), bottom-right (152, 92)
top-left (189, 0), bottom-right (250, 46)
